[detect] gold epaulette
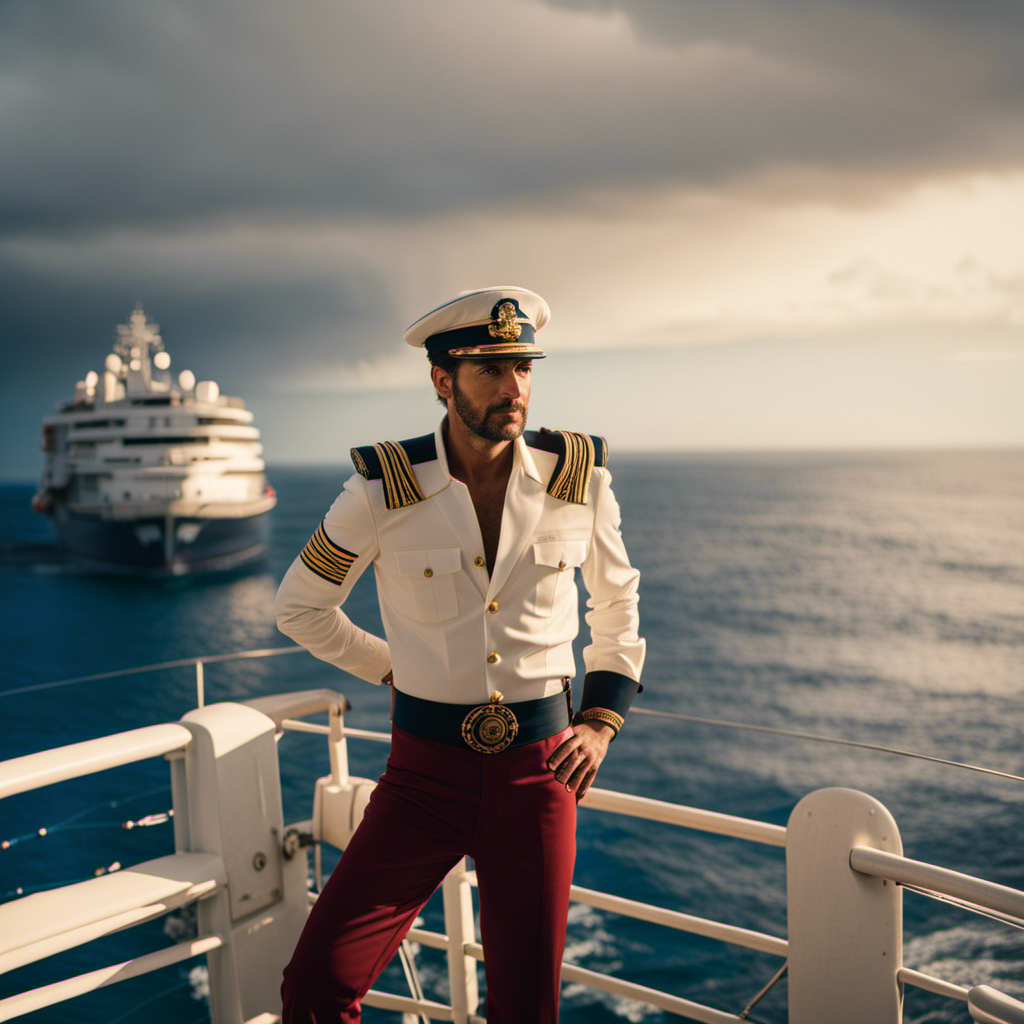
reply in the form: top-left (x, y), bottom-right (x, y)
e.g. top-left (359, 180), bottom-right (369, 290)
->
top-left (525, 429), bottom-right (608, 505)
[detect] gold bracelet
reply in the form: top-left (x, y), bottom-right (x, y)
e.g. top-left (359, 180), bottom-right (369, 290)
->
top-left (577, 708), bottom-right (625, 732)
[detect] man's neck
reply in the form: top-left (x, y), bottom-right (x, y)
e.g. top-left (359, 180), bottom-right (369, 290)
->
top-left (443, 414), bottom-right (515, 488)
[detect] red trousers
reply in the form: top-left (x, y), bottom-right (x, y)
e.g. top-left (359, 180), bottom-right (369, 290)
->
top-left (281, 725), bottom-right (577, 1024)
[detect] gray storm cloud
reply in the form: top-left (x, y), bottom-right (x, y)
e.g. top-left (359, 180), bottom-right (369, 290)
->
top-left (3, 0), bottom-right (1023, 237)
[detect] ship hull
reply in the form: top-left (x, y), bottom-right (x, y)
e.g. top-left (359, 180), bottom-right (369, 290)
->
top-left (50, 505), bottom-right (273, 576)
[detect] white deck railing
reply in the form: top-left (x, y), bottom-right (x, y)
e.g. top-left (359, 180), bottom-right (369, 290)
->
top-left (1, 647), bottom-right (1023, 1024)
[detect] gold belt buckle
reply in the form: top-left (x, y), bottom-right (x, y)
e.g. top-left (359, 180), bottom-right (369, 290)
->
top-left (461, 692), bottom-right (518, 753)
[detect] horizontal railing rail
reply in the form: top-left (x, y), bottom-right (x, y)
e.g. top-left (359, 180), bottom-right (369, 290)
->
top-left (581, 787), bottom-right (788, 847)
top-left (567, 885), bottom-right (788, 958)
top-left (631, 708), bottom-right (1024, 785)
top-left (465, 941), bottom-right (748, 1024)
top-left (0, 936), bottom-right (225, 1023)
top-left (0, 852), bottom-right (225, 973)
top-left (0, 646), bottom-right (304, 701)
top-left (0, 723), bottom-right (192, 800)
top-left (245, 688), bottom-right (350, 728)
top-left (969, 985), bottom-right (1024, 1024)
top-left (850, 846), bottom-right (1024, 925)
top-left (898, 967), bottom-right (969, 1002)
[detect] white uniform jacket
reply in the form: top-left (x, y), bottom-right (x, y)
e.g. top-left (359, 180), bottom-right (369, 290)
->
top-left (275, 420), bottom-right (645, 717)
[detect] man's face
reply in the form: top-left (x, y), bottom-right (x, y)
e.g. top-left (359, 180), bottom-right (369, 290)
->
top-left (449, 358), bottom-right (533, 443)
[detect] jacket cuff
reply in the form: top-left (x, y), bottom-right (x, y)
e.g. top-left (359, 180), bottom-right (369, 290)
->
top-left (574, 670), bottom-right (642, 736)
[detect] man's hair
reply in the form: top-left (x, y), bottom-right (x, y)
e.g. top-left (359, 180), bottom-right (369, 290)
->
top-left (427, 350), bottom-right (460, 407)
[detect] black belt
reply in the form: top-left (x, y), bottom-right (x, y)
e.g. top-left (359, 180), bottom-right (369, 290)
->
top-left (392, 689), bottom-right (570, 754)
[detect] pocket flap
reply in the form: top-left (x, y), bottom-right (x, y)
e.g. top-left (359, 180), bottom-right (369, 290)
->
top-left (532, 539), bottom-right (589, 569)
top-left (394, 547), bottom-right (463, 577)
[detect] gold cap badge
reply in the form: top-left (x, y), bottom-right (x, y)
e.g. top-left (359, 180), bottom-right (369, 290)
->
top-left (488, 302), bottom-right (523, 342)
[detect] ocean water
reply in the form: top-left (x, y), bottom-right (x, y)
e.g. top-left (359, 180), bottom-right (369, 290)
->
top-left (2, 449), bottom-right (1023, 1023)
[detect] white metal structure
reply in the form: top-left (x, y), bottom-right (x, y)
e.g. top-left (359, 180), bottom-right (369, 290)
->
top-left (33, 306), bottom-right (275, 574)
top-left (1, 649), bottom-right (1023, 1023)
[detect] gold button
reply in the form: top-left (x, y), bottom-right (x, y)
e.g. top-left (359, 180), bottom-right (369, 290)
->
top-left (558, 560), bottom-right (567, 570)
top-left (474, 556), bottom-right (485, 567)
top-left (423, 567), bottom-right (433, 578)
top-left (486, 651), bottom-right (500, 665)
top-left (487, 601), bottom-right (499, 614)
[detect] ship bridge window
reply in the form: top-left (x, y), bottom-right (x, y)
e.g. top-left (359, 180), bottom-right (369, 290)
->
top-left (71, 476), bottom-right (102, 495)
top-left (72, 419), bottom-right (126, 429)
top-left (197, 417), bottom-right (243, 426)
top-left (122, 436), bottom-right (210, 445)
top-left (131, 397), bottom-right (173, 406)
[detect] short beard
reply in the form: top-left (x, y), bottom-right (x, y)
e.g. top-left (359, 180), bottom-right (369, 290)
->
top-left (451, 376), bottom-right (528, 443)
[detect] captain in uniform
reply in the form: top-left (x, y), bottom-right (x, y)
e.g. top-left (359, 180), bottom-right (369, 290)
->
top-left (276, 286), bottom-right (646, 1023)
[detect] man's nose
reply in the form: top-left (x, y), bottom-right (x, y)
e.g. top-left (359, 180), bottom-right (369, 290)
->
top-left (499, 368), bottom-right (523, 398)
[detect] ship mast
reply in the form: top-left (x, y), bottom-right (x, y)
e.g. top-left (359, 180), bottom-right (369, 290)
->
top-left (114, 305), bottom-right (166, 395)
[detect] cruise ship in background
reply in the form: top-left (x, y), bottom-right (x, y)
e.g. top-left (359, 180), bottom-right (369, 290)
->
top-left (32, 306), bottom-right (276, 575)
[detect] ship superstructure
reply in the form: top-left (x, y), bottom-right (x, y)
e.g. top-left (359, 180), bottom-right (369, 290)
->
top-left (33, 306), bottom-right (276, 574)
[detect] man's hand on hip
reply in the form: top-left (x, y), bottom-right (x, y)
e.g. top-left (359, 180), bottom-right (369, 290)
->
top-left (547, 721), bottom-right (614, 802)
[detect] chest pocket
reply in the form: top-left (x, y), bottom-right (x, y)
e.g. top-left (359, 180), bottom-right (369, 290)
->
top-left (393, 548), bottom-right (462, 622)
top-left (530, 539), bottom-right (589, 617)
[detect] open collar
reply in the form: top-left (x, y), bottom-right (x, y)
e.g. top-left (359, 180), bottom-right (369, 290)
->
top-left (432, 416), bottom-right (543, 486)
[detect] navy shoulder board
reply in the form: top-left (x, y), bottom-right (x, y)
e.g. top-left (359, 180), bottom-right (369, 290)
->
top-left (350, 432), bottom-right (436, 510)
top-left (524, 428), bottom-right (608, 504)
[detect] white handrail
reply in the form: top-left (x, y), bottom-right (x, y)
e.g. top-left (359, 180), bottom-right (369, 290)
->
top-left (244, 688), bottom-right (349, 728)
top-left (898, 967), bottom-right (969, 1002)
top-left (969, 985), bottom-right (1024, 1024)
top-left (361, 988), bottom-right (454, 1020)
top-left (463, 942), bottom-right (747, 1024)
top-left (559, 960), bottom-right (746, 1024)
top-left (850, 846), bottom-right (1024, 923)
top-left (569, 884), bottom-right (788, 957)
top-left (0, 936), bottom-right (223, 1022)
top-left (582, 786), bottom-right (788, 847)
top-left (0, 852), bottom-right (224, 972)
top-left (0, 723), bottom-right (191, 799)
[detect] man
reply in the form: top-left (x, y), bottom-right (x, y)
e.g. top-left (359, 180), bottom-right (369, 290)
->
top-left (276, 286), bottom-right (645, 1023)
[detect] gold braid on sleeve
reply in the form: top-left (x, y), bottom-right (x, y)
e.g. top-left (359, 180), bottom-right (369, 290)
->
top-left (576, 708), bottom-right (625, 733)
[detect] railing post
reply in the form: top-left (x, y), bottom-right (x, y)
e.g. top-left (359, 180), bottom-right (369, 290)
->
top-left (312, 698), bottom-right (378, 853)
top-left (195, 659), bottom-right (205, 708)
top-left (181, 701), bottom-right (309, 1023)
top-left (787, 787), bottom-right (904, 1023)
top-left (442, 858), bottom-right (480, 1024)
top-left (328, 701), bottom-right (349, 787)
top-left (166, 749), bottom-right (190, 853)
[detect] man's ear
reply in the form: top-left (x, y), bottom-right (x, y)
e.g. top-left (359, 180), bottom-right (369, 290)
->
top-left (431, 364), bottom-right (454, 401)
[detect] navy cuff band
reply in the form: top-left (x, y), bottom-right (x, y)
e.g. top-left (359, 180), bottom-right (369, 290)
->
top-left (579, 671), bottom-right (642, 724)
